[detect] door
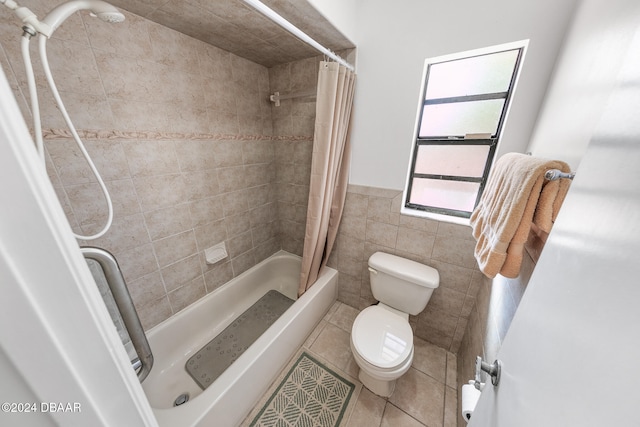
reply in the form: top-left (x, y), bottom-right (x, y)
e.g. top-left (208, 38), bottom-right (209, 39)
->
top-left (469, 8), bottom-right (640, 427)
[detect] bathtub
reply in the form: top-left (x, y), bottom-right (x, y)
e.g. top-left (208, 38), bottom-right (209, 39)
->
top-left (141, 250), bottom-right (338, 427)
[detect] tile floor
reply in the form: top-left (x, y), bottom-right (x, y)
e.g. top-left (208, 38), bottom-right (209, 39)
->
top-left (243, 301), bottom-right (458, 427)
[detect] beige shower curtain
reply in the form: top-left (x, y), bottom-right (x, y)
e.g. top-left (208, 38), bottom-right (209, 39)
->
top-left (298, 61), bottom-right (356, 297)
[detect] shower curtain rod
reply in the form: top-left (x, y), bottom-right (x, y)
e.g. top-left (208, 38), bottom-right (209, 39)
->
top-left (241, 0), bottom-right (355, 71)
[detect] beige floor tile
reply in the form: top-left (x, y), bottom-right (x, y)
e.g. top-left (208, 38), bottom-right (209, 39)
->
top-left (249, 300), bottom-right (453, 427)
top-left (304, 319), bottom-right (327, 348)
top-left (381, 403), bottom-right (425, 427)
top-left (324, 300), bottom-right (341, 320)
top-left (345, 388), bottom-right (386, 427)
top-left (444, 386), bottom-right (458, 427)
top-left (446, 352), bottom-right (457, 388)
top-left (390, 367), bottom-right (445, 427)
top-left (309, 322), bottom-right (353, 372)
top-left (329, 302), bottom-right (360, 332)
top-left (412, 337), bottom-right (448, 383)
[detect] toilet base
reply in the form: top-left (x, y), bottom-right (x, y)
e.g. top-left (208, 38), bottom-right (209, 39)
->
top-left (358, 369), bottom-right (397, 397)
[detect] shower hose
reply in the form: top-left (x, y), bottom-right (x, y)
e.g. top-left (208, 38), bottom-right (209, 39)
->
top-left (21, 32), bottom-right (113, 240)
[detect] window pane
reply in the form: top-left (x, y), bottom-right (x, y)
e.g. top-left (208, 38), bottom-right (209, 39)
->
top-left (409, 178), bottom-right (479, 212)
top-left (419, 99), bottom-right (504, 137)
top-left (425, 49), bottom-right (519, 99)
top-left (415, 145), bottom-right (490, 177)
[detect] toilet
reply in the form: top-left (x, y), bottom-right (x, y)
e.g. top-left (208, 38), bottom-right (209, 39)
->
top-left (350, 252), bottom-right (439, 397)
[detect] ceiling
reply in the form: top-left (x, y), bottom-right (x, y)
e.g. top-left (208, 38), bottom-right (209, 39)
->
top-left (108, 0), bottom-right (355, 68)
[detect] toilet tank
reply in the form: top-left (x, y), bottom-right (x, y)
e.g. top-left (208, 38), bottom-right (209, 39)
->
top-left (368, 252), bottom-right (439, 316)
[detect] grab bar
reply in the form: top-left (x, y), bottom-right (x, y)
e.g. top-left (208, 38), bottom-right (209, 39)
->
top-left (81, 247), bottom-right (153, 382)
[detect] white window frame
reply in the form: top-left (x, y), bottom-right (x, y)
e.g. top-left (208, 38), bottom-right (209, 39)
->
top-left (401, 40), bottom-right (528, 225)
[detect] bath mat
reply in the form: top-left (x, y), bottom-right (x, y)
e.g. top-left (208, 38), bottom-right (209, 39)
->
top-left (185, 289), bottom-right (294, 390)
top-left (249, 352), bottom-right (355, 427)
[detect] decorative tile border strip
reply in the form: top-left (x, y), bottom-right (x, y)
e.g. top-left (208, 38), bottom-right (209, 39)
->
top-left (42, 128), bottom-right (313, 142)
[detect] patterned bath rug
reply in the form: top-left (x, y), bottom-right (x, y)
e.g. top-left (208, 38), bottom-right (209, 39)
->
top-left (185, 289), bottom-right (294, 389)
top-left (249, 352), bottom-right (355, 427)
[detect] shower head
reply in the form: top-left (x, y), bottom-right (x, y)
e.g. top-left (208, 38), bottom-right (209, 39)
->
top-left (41, 0), bottom-right (124, 36)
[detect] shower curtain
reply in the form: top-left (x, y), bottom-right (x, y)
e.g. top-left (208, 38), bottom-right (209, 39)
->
top-left (298, 61), bottom-right (356, 297)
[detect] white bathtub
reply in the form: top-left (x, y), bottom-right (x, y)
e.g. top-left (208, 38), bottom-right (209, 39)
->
top-left (142, 250), bottom-right (338, 427)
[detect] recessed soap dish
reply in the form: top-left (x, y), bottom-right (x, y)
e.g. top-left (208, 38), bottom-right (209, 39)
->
top-left (205, 242), bottom-right (227, 265)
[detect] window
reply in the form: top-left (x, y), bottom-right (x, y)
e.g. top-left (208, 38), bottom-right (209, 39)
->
top-left (402, 41), bottom-right (527, 220)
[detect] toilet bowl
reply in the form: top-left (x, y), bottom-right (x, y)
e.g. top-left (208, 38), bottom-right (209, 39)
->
top-left (350, 252), bottom-right (439, 397)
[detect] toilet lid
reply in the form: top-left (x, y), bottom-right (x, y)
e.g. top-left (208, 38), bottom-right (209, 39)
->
top-left (352, 306), bottom-right (413, 369)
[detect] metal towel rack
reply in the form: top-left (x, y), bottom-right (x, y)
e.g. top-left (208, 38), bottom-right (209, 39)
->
top-left (81, 247), bottom-right (153, 382)
top-left (545, 169), bottom-right (575, 181)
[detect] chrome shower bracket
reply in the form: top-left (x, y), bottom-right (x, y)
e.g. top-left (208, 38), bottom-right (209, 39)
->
top-left (475, 356), bottom-right (502, 390)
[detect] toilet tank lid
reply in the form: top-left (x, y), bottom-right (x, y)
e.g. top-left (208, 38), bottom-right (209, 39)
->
top-left (369, 252), bottom-right (439, 288)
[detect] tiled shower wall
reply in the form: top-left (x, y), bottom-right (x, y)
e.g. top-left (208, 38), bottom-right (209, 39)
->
top-left (269, 57), bottom-right (318, 257)
top-left (1, 3), bottom-right (290, 330)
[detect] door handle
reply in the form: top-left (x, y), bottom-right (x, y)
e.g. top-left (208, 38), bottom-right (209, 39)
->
top-left (475, 356), bottom-right (502, 390)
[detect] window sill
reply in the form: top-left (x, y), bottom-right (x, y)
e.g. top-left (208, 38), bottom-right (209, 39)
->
top-left (400, 206), bottom-right (471, 227)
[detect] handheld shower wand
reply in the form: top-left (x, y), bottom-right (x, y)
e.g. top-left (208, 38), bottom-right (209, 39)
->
top-left (2, 0), bottom-right (124, 37)
top-left (41, 0), bottom-right (124, 36)
top-left (2, 0), bottom-right (125, 240)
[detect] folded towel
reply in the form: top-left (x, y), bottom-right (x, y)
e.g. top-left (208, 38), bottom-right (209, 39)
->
top-left (470, 153), bottom-right (572, 278)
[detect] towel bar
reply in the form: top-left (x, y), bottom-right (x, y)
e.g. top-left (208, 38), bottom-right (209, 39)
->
top-left (544, 169), bottom-right (575, 181)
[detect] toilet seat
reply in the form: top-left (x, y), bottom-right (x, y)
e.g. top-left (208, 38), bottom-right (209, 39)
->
top-left (351, 305), bottom-right (413, 370)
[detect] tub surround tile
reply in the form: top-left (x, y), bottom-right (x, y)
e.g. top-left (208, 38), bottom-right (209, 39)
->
top-left (122, 139), bottom-right (180, 177)
top-left (55, 91), bottom-right (116, 130)
top-left (153, 230), bottom-right (198, 268)
top-left (227, 230), bottom-right (253, 258)
top-left (134, 295), bottom-right (173, 331)
top-left (128, 271), bottom-right (167, 311)
top-left (160, 253), bottom-right (202, 293)
top-left (193, 219), bottom-right (228, 252)
top-left (203, 260), bottom-right (234, 293)
top-left (183, 169), bottom-right (220, 201)
top-left (144, 204), bottom-right (193, 241)
top-left (117, 243), bottom-right (159, 283)
top-left (6, 4), bottom-right (335, 332)
top-left (189, 196), bottom-right (224, 227)
top-left (133, 173), bottom-right (188, 212)
top-left (224, 210), bottom-right (251, 239)
top-left (84, 10), bottom-right (153, 58)
top-left (40, 39), bottom-right (104, 96)
top-left (65, 182), bottom-right (111, 227)
top-left (231, 249), bottom-right (256, 276)
top-left (104, 179), bottom-right (143, 217)
top-left (85, 213), bottom-right (150, 253)
top-left (167, 276), bottom-right (206, 313)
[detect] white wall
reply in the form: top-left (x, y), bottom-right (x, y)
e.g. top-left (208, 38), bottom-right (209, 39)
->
top-left (310, 0), bottom-right (578, 190)
top-left (307, 0), bottom-right (360, 44)
top-left (527, 0), bottom-right (640, 169)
